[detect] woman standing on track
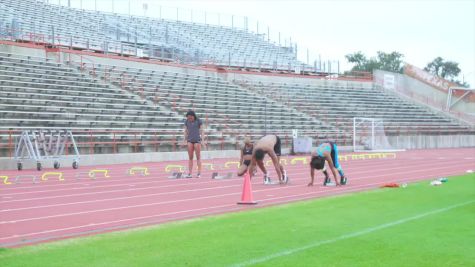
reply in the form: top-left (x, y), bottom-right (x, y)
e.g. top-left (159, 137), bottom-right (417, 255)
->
top-left (184, 110), bottom-right (205, 178)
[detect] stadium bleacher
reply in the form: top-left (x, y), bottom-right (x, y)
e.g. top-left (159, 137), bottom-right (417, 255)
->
top-left (0, 0), bottom-right (473, 156)
top-left (0, 0), bottom-right (300, 69)
top-left (241, 81), bottom-right (472, 135)
top-left (0, 52), bottom-right (193, 153)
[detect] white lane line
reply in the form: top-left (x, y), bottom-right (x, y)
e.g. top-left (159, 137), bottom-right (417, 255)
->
top-left (230, 200), bottom-right (475, 267)
top-left (0, 173), bottom-right (460, 241)
top-left (2, 158), bottom-right (471, 214)
top-left (0, 159), bottom-right (470, 214)
top-left (2, 156), bottom-right (470, 203)
top-left (0, 178), bottom-right (428, 242)
top-left (2, 149), bottom-right (473, 192)
top-left (0, 203), bottom-right (238, 243)
top-left (0, 174), bottom-right (466, 243)
top-left (0, 152), bottom-right (454, 194)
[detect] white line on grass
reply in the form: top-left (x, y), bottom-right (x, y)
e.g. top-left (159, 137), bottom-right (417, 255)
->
top-left (230, 200), bottom-right (475, 267)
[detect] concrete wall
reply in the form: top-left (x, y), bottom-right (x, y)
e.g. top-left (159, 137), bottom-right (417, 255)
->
top-left (63, 52), bottom-right (223, 79)
top-left (70, 51), bottom-right (375, 90)
top-left (388, 134), bottom-right (475, 150)
top-left (224, 71), bottom-right (374, 89)
top-left (0, 43), bottom-right (47, 58)
top-left (374, 70), bottom-right (475, 113)
top-left (2, 134), bottom-right (473, 170)
top-left (0, 43), bottom-right (374, 90)
top-left (0, 149), bottom-right (241, 170)
top-left (0, 147), bottom-right (300, 170)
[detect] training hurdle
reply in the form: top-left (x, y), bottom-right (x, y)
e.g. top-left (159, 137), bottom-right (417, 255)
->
top-left (127, 167), bottom-right (150, 176)
top-left (41, 172), bottom-right (64, 181)
top-left (1, 175), bottom-right (12, 185)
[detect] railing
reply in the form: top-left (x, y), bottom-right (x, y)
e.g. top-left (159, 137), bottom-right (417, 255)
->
top-left (0, 129), bottom-right (179, 158)
top-left (2, 127), bottom-right (473, 159)
top-left (0, 25), bottom-right (342, 75)
top-left (376, 84), bottom-right (475, 125)
top-left (0, 24), bottom-right (368, 79)
top-left (0, 129), bottom-right (293, 158)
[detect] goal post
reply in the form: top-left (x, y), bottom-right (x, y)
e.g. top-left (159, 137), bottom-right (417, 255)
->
top-left (353, 117), bottom-right (404, 152)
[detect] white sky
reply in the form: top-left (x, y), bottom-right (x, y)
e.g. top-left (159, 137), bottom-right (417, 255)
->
top-left (60, 0), bottom-right (474, 85)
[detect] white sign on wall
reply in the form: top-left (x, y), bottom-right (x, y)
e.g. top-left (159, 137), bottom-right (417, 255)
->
top-left (292, 129), bottom-right (299, 138)
top-left (383, 74), bottom-right (395, 90)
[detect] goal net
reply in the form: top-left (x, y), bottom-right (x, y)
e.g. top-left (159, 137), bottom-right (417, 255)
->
top-left (353, 117), bottom-right (403, 152)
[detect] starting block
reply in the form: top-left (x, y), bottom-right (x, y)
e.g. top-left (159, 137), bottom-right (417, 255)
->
top-left (168, 172), bottom-right (185, 179)
top-left (211, 172), bottom-right (233, 179)
top-left (263, 175), bottom-right (290, 185)
top-left (15, 175), bottom-right (38, 184)
top-left (264, 179), bottom-right (279, 185)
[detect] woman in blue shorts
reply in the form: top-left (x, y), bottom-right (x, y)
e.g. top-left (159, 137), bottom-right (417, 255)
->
top-left (308, 142), bottom-right (348, 186)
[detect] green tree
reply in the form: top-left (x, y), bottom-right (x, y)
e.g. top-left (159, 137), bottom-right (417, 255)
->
top-left (376, 51), bottom-right (404, 73)
top-left (345, 51), bottom-right (367, 71)
top-left (345, 51), bottom-right (404, 73)
top-left (424, 57), bottom-right (461, 80)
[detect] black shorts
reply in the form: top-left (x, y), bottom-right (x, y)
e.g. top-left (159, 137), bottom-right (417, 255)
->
top-left (274, 136), bottom-right (281, 156)
top-left (243, 160), bottom-right (251, 166)
top-left (188, 140), bottom-right (201, 144)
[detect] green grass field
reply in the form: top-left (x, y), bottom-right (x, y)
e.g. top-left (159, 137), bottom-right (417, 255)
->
top-left (1, 174), bottom-right (474, 267)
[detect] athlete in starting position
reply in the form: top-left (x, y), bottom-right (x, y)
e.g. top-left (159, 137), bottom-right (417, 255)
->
top-left (308, 141), bottom-right (348, 186)
top-left (238, 136), bottom-right (253, 176)
top-left (249, 135), bottom-right (288, 184)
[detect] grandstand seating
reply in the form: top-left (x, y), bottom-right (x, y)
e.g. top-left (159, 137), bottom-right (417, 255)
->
top-left (0, 51), bottom-right (332, 154)
top-left (0, 52), bottom-right (197, 153)
top-left (241, 81), bottom-right (472, 135)
top-left (1, 0), bottom-right (473, 155)
top-left (0, 50), bottom-right (473, 156)
top-left (0, 0), bottom-right (300, 69)
top-left (80, 62), bottom-right (335, 139)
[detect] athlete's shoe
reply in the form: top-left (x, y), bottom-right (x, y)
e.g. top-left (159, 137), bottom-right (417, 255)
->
top-left (196, 173), bottom-right (201, 178)
top-left (185, 173), bottom-right (192, 178)
top-left (264, 175), bottom-right (272, 185)
top-left (282, 170), bottom-right (289, 184)
top-left (340, 176), bottom-right (348, 185)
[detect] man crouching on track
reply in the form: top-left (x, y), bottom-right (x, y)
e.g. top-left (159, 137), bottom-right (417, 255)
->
top-left (308, 141), bottom-right (348, 187)
top-left (249, 135), bottom-right (288, 184)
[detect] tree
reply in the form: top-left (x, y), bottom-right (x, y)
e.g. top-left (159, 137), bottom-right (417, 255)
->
top-left (345, 51), bottom-right (367, 71)
top-left (424, 57), bottom-right (461, 80)
top-left (376, 51), bottom-right (404, 73)
top-left (345, 51), bottom-right (404, 73)
top-left (424, 57), bottom-right (468, 86)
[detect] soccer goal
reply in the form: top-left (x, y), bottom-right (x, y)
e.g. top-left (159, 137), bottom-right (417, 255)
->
top-left (353, 117), bottom-right (404, 152)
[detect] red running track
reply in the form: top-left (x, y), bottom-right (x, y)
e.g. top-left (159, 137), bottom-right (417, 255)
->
top-left (0, 148), bottom-right (474, 247)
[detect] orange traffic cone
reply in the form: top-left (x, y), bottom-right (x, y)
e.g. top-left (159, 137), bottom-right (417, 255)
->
top-left (237, 171), bottom-right (258, 205)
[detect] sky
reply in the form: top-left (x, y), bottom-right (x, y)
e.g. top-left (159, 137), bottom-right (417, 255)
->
top-left (59, 0), bottom-right (474, 86)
